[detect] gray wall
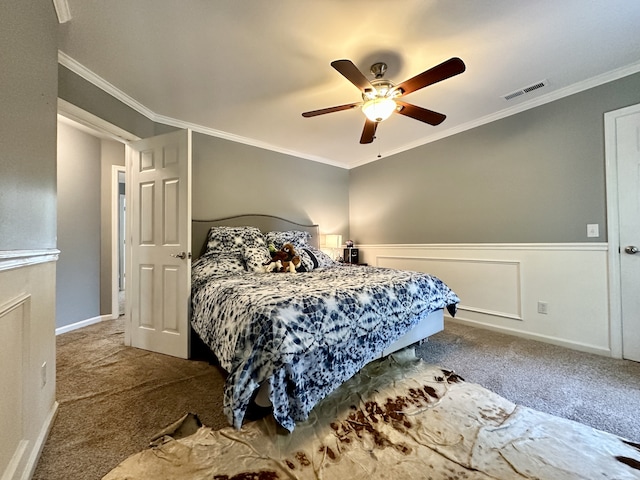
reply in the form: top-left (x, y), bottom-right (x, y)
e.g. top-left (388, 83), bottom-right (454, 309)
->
top-left (55, 122), bottom-right (125, 326)
top-left (56, 122), bottom-right (101, 328)
top-left (350, 72), bottom-right (640, 244)
top-left (59, 67), bottom-right (168, 319)
top-left (0, 1), bottom-right (58, 250)
top-left (59, 55), bottom-right (640, 248)
top-left (192, 132), bottom-right (350, 249)
top-left (0, 2), bottom-right (59, 473)
top-left (58, 65), bottom-right (176, 139)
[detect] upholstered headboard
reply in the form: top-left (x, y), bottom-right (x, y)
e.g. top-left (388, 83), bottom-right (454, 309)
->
top-left (192, 214), bottom-right (320, 259)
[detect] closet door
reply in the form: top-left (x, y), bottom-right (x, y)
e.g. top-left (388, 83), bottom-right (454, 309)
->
top-left (126, 129), bottom-right (192, 358)
top-left (614, 109), bottom-right (640, 362)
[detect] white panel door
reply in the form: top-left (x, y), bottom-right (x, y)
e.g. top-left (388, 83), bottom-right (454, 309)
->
top-left (617, 109), bottom-right (640, 362)
top-left (126, 129), bottom-right (191, 358)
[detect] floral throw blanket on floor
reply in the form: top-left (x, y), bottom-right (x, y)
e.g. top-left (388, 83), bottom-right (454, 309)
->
top-left (103, 350), bottom-right (640, 480)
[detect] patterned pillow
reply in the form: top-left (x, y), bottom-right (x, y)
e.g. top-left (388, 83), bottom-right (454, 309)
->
top-left (206, 226), bottom-right (261, 253)
top-left (306, 246), bottom-right (336, 268)
top-left (297, 248), bottom-right (316, 272)
top-left (265, 230), bottom-right (312, 250)
top-left (296, 247), bottom-right (337, 272)
top-left (205, 226), bottom-right (270, 272)
top-left (191, 252), bottom-right (245, 288)
top-left (244, 246), bottom-right (271, 272)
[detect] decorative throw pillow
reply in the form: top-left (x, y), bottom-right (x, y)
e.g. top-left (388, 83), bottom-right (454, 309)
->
top-left (244, 246), bottom-right (272, 272)
top-left (265, 230), bottom-right (312, 250)
top-left (297, 248), bottom-right (317, 272)
top-left (305, 246), bottom-right (336, 268)
top-left (205, 226), bottom-right (270, 272)
top-left (296, 247), bottom-right (336, 271)
top-left (205, 226), bottom-right (261, 253)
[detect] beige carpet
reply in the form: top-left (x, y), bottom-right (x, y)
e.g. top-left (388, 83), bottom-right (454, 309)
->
top-left (103, 350), bottom-right (640, 480)
top-left (35, 318), bottom-right (640, 479)
top-left (32, 319), bottom-right (229, 480)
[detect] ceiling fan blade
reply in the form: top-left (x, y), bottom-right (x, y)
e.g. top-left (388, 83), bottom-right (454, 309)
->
top-left (302, 103), bottom-right (360, 117)
top-left (360, 119), bottom-right (378, 144)
top-left (396, 57), bottom-right (466, 96)
top-left (331, 59), bottom-right (372, 92)
top-left (396, 101), bottom-right (446, 126)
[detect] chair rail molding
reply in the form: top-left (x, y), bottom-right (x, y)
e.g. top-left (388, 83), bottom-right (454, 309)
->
top-left (0, 249), bottom-right (60, 272)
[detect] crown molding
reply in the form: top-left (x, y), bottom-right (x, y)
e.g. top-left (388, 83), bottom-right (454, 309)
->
top-left (53, 0), bottom-right (71, 23)
top-left (58, 51), bottom-right (344, 167)
top-left (58, 51), bottom-right (157, 121)
top-left (153, 113), bottom-right (347, 169)
top-left (352, 60), bottom-right (640, 168)
top-left (58, 51), bottom-right (640, 170)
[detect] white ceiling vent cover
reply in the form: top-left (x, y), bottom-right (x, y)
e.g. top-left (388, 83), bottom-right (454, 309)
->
top-left (503, 79), bottom-right (548, 101)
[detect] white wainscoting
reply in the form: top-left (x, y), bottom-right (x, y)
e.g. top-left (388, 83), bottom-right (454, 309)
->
top-left (358, 243), bottom-right (611, 356)
top-left (0, 251), bottom-right (58, 480)
top-left (0, 293), bottom-right (29, 479)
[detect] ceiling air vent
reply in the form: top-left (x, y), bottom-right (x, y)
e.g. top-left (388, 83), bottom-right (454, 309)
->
top-left (503, 79), bottom-right (548, 101)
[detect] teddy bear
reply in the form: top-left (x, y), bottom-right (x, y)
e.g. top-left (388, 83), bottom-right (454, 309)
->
top-left (279, 243), bottom-right (302, 272)
top-left (262, 258), bottom-right (283, 273)
top-left (262, 243), bottom-right (283, 273)
top-left (263, 243), bottom-right (301, 273)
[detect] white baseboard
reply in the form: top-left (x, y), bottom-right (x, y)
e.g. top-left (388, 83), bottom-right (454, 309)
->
top-left (55, 315), bottom-right (112, 335)
top-left (19, 402), bottom-right (59, 480)
top-left (446, 317), bottom-right (611, 357)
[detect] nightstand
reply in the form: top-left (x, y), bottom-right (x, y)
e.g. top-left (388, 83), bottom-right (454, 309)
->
top-left (343, 248), bottom-right (359, 264)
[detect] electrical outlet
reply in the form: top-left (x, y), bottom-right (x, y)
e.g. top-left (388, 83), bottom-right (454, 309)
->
top-left (537, 301), bottom-right (549, 315)
top-left (41, 362), bottom-right (47, 388)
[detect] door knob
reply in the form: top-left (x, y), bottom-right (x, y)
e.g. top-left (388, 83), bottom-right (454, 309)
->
top-left (171, 251), bottom-right (190, 259)
top-left (624, 246), bottom-right (639, 254)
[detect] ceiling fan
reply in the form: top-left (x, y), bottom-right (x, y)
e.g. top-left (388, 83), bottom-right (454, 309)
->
top-left (302, 57), bottom-right (466, 144)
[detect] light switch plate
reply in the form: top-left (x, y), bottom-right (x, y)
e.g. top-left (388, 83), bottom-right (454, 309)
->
top-left (587, 224), bottom-right (599, 238)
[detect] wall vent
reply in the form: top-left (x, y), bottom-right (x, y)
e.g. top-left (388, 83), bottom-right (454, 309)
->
top-left (503, 79), bottom-right (548, 101)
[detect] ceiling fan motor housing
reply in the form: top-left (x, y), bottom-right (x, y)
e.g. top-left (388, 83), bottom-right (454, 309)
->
top-left (370, 62), bottom-right (388, 78)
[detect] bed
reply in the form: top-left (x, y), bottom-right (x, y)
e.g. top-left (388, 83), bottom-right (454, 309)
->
top-left (190, 215), bottom-right (459, 431)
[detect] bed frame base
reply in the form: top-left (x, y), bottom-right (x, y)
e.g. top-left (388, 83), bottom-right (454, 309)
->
top-left (380, 308), bottom-right (444, 358)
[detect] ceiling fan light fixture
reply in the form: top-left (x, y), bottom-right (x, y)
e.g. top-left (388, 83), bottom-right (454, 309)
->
top-left (302, 57), bottom-right (466, 142)
top-left (362, 97), bottom-right (397, 123)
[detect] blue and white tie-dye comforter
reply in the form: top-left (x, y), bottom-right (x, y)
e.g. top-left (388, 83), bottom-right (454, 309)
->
top-left (191, 264), bottom-right (459, 431)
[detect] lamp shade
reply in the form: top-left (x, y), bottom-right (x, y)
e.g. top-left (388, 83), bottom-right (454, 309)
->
top-left (324, 234), bottom-right (342, 249)
top-left (362, 97), bottom-right (397, 122)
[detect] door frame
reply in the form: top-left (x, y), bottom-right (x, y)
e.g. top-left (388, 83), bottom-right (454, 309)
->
top-left (111, 165), bottom-right (126, 319)
top-left (604, 102), bottom-right (640, 359)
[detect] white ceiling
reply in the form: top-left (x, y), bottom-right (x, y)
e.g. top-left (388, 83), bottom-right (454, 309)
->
top-left (58, 0), bottom-right (640, 169)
